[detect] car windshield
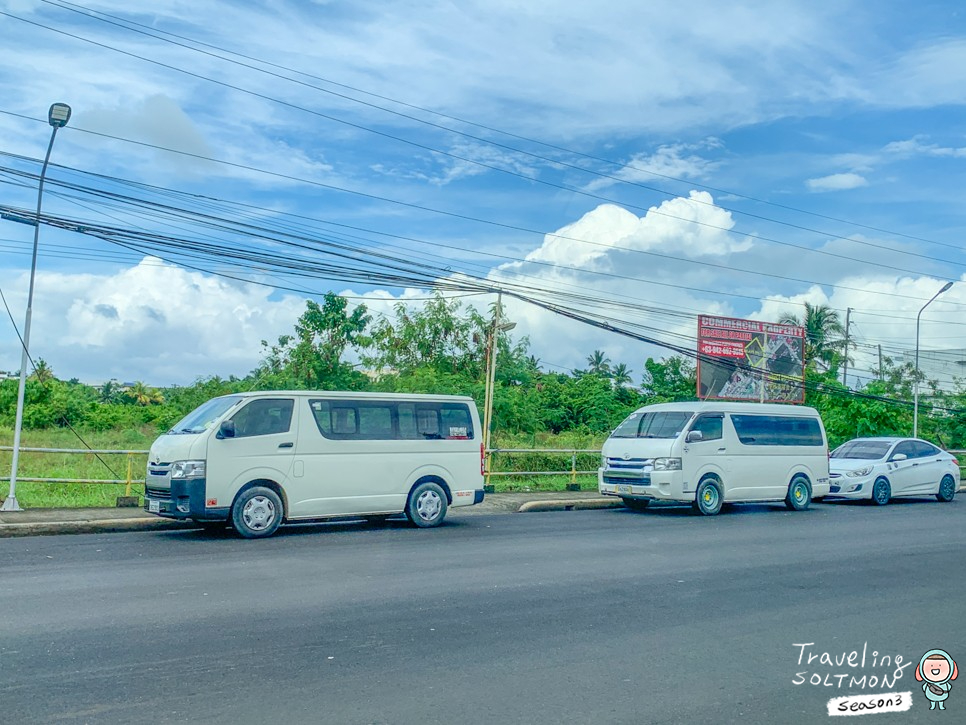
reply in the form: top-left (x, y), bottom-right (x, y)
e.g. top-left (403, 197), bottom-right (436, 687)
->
top-left (831, 440), bottom-right (892, 460)
top-left (166, 396), bottom-right (242, 434)
top-left (611, 411), bottom-right (694, 439)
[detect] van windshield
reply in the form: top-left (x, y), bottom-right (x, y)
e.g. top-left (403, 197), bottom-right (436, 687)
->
top-left (611, 411), bottom-right (694, 439)
top-left (167, 396), bottom-right (242, 434)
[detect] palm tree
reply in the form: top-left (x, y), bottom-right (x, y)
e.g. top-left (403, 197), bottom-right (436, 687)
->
top-left (586, 350), bottom-right (612, 376)
top-left (611, 363), bottom-right (632, 387)
top-left (99, 379), bottom-right (122, 403)
top-left (778, 303), bottom-right (848, 372)
top-left (127, 381), bottom-right (164, 406)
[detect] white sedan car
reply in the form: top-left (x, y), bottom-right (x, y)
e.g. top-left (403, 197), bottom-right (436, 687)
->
top-left (828, 437), bottom-right (960, 505)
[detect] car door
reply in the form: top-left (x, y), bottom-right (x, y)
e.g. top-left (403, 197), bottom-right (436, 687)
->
top-left (911, 441), bottom-right (946, 494)
top-left (682, 413), bottom-right (730, 498)
top-left (886, 441), bottom-right (920, 496)
top-left (207, 397), bottom-right (297, 506)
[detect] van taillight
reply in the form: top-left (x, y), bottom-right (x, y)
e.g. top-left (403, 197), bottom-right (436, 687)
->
top-left (481, 442), bottom-right (485, 475)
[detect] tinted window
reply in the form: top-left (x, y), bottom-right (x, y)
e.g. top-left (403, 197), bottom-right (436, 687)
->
top-left (231, 399), bottom-right (294, 438)
top-left (310, 399), bottom-right (474, 440)
top-left (913, 441), bottom-right (941, 458)
top-left (831, 441), bottom-right (892, 460)
top-left (730, 414), bottom-right (823, 446)
top-left (689, 414), bottom-right (723, 442)
top-left (891, 441), bottom-right (917, 460)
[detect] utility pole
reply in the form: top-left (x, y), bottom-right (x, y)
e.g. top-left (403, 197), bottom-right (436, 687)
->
top-left (878, 344), bottom-right (883, 379)
top-left (841, 307), bottom-right (852, 387)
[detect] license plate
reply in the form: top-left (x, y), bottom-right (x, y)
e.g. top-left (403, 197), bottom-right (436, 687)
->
top-left (617, 484), bottom-right (632, 495)
top-left (148, 499), bottom-right (160, 513)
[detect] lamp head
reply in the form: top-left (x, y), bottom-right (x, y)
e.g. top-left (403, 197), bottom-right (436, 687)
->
top-left (48, 103), bottom-right (71, 128)
top-left (940, 282), bottom-right (954, 293)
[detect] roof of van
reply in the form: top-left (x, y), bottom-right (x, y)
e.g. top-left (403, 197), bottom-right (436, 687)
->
top-left (214, 391), bottom-right (476, 402)
top-left (629, 401), bottom-right (819, 415)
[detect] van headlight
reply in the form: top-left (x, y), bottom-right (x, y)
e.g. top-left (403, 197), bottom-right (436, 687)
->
top-left (846, 466), bottom-right (873, 477)
top-left (653, 457), bottom-right (682, 471)
top-left (170, 460), bottom-right (206, 479)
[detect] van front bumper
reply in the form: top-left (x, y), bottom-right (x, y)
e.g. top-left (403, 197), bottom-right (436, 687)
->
top-left (598, 469), bottom-right (686, 501)
top-left (144, 477), bottom-right (229, 521)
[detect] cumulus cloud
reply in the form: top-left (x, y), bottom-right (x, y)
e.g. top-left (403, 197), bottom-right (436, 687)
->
top-left (806, 172), bottom-right (868, 192)
top-left (518, 191), bottom-right (751, 269)
top-left (586, 140), bottom-right (722, 192)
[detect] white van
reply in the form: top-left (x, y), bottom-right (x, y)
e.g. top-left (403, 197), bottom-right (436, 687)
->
top-left (144, 391), bottom-right (485, 537)
top-left (598, 402), bottom-right (829, 515)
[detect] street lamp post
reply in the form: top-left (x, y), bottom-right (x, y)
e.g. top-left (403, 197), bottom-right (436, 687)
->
top-left (481, 292), bottom-right (515, 490)
top-left (2, 103), bottom-right (71, 512)
top-left (913, 281), bottom-right (953, 439)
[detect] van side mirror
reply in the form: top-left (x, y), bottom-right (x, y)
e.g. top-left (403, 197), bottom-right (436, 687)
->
top-left (890, 452), bottom-right (907, 462)
top-left (217, 420), bottom-right (236, 439)
top-left (686, 430), bottom-right (703, 443)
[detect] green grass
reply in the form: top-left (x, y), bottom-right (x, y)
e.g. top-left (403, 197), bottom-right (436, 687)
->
top-left (1, 427), bottom-right (605, 508)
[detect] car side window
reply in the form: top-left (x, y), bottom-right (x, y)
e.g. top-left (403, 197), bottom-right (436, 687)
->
top-left (913, 441), bottom-right (940, 458)
top-left (231, 399), bottom-right (294, 437)
top-left (891, 441), bottom-right (917, 460)
top-left (689, 414), bottom-right (723, 442)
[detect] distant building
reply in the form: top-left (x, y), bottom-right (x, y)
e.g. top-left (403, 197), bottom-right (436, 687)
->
top-left (901, 348), bottom-right (966, 392)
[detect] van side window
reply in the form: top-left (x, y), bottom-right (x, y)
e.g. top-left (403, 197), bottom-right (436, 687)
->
top-left (689, 414), bottom-right (723, 441)
top-left (730, 415), bottom-right (823, 446)
top-left (309, 399), bottom-right (474, 440)
top-left (231, 399), bottom-right (294, 437)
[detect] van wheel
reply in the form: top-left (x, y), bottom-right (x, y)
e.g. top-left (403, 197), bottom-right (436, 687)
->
top-left (621, 497), bottom-right (650, 512)
top-left (694, 479), bottom-right (723, 516)
top-left (870, 477), bottom-right (891, 506)
top-left (406, 482), bottom-right (448, 528)
top-left (784, 476), bottom-right (812, 511)
top-left (937, 475), bottom-right (957, 502)
top-left (231, 486), bottom-right (283, 538)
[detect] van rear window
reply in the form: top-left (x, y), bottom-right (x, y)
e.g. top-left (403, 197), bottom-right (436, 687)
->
top-left (730, 415), bottom-right (824, 446)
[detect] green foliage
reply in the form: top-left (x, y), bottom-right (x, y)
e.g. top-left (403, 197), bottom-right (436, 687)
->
top-left (640, 356), bottom-right (697, 402)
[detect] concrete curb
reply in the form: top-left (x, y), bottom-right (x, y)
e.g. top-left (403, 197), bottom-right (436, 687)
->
top-left (0, 518), bottom-right (197, 538)
top-left (518, 498), bottom-right (623, 513)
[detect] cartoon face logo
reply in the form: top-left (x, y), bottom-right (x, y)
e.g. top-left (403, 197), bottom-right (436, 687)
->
top-left (916, 649), bottom-right (958, 711)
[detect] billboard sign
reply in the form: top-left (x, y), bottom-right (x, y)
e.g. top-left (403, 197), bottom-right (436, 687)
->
top-left (697, 315), bottom-right (805, 403)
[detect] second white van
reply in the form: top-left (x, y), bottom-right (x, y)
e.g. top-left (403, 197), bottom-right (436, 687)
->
top-left (598, 402), bottom-right (830, 515)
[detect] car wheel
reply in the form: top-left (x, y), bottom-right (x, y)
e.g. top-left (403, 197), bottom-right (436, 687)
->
top-left (870, 477), bottom-right (891, 506)
top-left (784, 476), bottom-right (812, 511)
top-left (231, 486), bottom-right (283, 538)
top-left (406, 481), bottom-right (448, 528)
top-left (937, 475), bottom-right (957, 503)
top-left (621, 497), bottom-right (650, 512)
top-left (695, 479), bottom-right (723, 516)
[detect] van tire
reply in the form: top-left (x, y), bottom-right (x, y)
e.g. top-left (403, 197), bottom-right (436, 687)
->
top-left (231, 486), bottom-right (283, 538)
top-left (784, 476), bottom-right (812, 511)
top-left (406, 482), bottom-right (448, 528)
top-left (694, 479), bottom-right (723, 516)
top-left (621, 497), bottom-right (650, 512)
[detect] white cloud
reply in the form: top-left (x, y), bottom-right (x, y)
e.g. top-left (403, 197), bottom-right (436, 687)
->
top-left (806, 172), bottom-right (868, 192)
top-left (586, 140), bottom-right (722, 192)
top-left (884, 136), bottom-right (966, 159)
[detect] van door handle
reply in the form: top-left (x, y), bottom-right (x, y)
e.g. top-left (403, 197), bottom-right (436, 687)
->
top-left (278, 442), bottom-right (294, 449)
top-left (717, 447), bottom-right (727, 452)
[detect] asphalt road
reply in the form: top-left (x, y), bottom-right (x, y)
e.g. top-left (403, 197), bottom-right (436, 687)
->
top-left (1, 499), bottom-right (964, 725)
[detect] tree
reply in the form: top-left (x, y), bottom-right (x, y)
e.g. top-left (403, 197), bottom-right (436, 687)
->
top-left (260, 294), bottom-right (371, 389)
top-left (586, 350), bottom-right (611, 376)
top-left (640, 356), bottom-right (696, 402)
top-left (778, 303), bottom-right (850, 372)
top-left (126, 381), bottom-right (164, 406)
top-left (611, 363), bottom-right (632, 387)
top-left (30, 358), bottom-right (55, 385)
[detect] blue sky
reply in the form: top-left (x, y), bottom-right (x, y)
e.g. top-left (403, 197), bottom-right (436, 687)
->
top-left (1, 0), bottom-right (966, 387)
